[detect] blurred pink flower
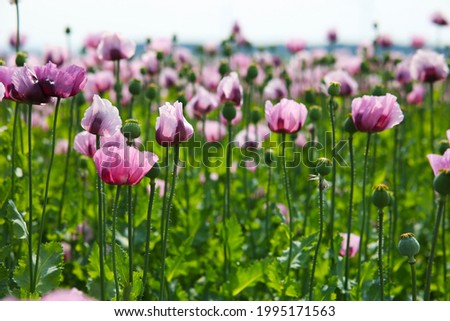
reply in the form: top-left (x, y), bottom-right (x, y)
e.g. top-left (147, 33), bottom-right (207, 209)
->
top-left (44, 46), bottom-right (68, 67)
top-left (294, 132), bottom-right (307, 148)
top-left (0, 66), bottom-right (16, 100)
top-left (410, 49), bottom-right (449, 83)
top-left (230, 53), bottom-right (252, 77)
top-left (84, 70), bottom-right (115, 100)
top-left (265, 98), bottom-right (308, 134)
top-left (327, 29), bottom-right (338, 43)
top-left (351, 93), bottom-right (403, 133)
top-left (411, 35), bottom-right (426, 49)
top-left (55, 139), bottom-right (69, 155)
top-left (264, 78), bottom-right (288, 100)
top-left (9, 32), bottom-right (27, 49)
top-left (197, 120), bottom-right (226, 142)
top-left (173, 47), bottom-right (193, 66)
top-left (406, 84), bottom-right (425, 105)
top-left (186, 86), bottom-right (219, 119)
top-left (159, 67), bottom-right (178, 88)
top-left (201, 64), bottom-right (221, 91)
top-left (324, 70), bottom-right (358, 96)
top-left (431, 12), bottom-right (448, 26)
top-left (156, 101), bottom-right (194, 147)
top-left (9, 65), bottom-right (52, 104)
top-left (428, 149), bottom-right (450, 176)
top-left (147, 178), bottom-right (166, 197)
top-left (81, 95), bottom-right (122, 137)
top-left (376, 34), bottom-right (393, 48)
top-left (286, 39), bottom-right (306, 54)
top-left (97, 32), bottom-right (136, 61)
top-left (141, 51), bottom-right (159, 75)
top-left (234, 123), bottom-right (270, 149)
top-left (62, 242), bottom-right (71, 261)
top-left (148, 38), bottom-right (172, 55)
top-left (41, 288), bottom-right (94, 301)
top-left (0, 82), bottom-right (5, 101)
top-left (339, 233), bottom-right (360, 257)
top-left (220, 108), bottom-right (242, 126)
top-left (74, 131), bottom-right (97, 158)
top-left (217, 72), bottom-right (243, 107)
top-left (394, 59), bottom-right (412, 85)
top-left (94, 145), bottom-right (158, 186)
top-left (83, 32), bottom-right (103, 49)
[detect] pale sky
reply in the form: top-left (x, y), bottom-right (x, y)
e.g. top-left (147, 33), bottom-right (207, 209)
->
top-left (1, 0), bottom-right (449, 51)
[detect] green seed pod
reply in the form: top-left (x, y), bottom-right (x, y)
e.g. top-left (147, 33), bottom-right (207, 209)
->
top-left (219, 60), bottom-right (230, 77)
top-left (0, 59), bottom-right (5, 66)
top-left (327, 81), bottom-right (341, 96)
top-left (145, 84), bottom-right (158, 101)
top-left (315, 157), bottom-right (332, 176)
top-left (222, 102), bottom-right (236, 122)
top-left (344, 115), bottom-right (357, 135)
top-left (398, 232), bottom-right (420, 262)
top-left (15, 51), bottom-right (27, 67)
top-left (371, 85), bottom-right (386, 96)
top-left (114, 82), bottom-right (122, 94)
top-left (156, 51), bottom-right (164, 61)
top-left (177, 92), bottom-right (187, 107)
top-left (372, 184), bottom-right (390, 209)
top-left (122, 119), bottom-right (141, 141)
top-left (309, 105), bottom-right (321, 123)
top-left (128, 79), bottom-right (142, 96)
top-left (188, 71), bottom-right (197, 83)
top-left (246, 64), bottom-right (258, 82)
top-left (264, 150), bottom-right (275, 166)
top-left (433, 171), bottom-right (450, 195)
top-left (304, 90), bottom-right (316, 105)
top-left (146, 162), bottom-right (161, 181)
top-left (65, 26), bottom-right (71, 35)
top-left (251, 109), bottom-right (261, 124)
top-left (438, 140), bottom-right (450, 155)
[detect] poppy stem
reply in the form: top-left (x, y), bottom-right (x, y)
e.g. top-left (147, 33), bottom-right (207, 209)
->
top-left (10, 102), bottom-right (20, 201)
top-left (309, 175), bottom-right (325, 301)
top-left (14, 0), bottom-right (20, 53)
top-left (344, 133), bottom-right (354, 298)
top-left (424, 196), bottom-right (446, 300)
top-left (377, 208), bottom-right (384, 300)
top-left (281, 133), bottom-right (293, 275)
top-left (27, 104), bottom-right (34, 294)
top-left (142, 180), bottom-right (156, 300)
top-left (328, 95), bottom-right (337, 257)
top-left (410, 260), bottom-right (417, 301)
top-left (33, 97), bottom-right (61, 291)
top-left (112, 185), bottom-right (122, 301)
top-left (160, 144), bottom-right (180, 300)
top-left (429, 82), bottom-right (434, 151)
top-left (96, 135), bottom-right (105, 300)
top-left (357, 132), bottom-right (371, 298)
top-left (127, 184), bottom-right (134, 287)
top-left (265, 165), bottom-right (272, 250)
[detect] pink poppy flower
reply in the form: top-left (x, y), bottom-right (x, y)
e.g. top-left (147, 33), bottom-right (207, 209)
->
top-left (97, 32), bottom-right (136, 61)
top-left (265, 98), bottom-right (308, 134)
top-left (55, 139), bottom-right (69, 155)
top-left (41, 288), bottom-right (94, 301)
top-left (339, 233), bottom-right (360, 257)
top-left (9, 65), bottom-right (52, 104)
top-left (217, 72), bottom-right (243, 107)
top-left (141, 51), bottom-right (159, 75)
top-left (234, 123), bottom-right (270, 149)
top-left (197, 120), bottom-right (226, 142)
top-left (155, 101), bottom-right (194, 147)
top-left (186, 86), bottom-right (219, 119)
top-left (0, 82), bottom-right (5, 101)
top-left (0, 66), bottom-right (16, 100)
top-left (44, 46), bottom-right (68, 67)
top-left (324, 70), bottom-right (358, 96)
top-left (93, 145), bottom-right (158, 186)
top-left (148, 38), bottom-right (172, 55)
top-left (411, 36), bottom-right (425, 49)
top-left (286, 39), bottom-right (306, 54)
top-left (159, 67), bottom-right (178, 88)
top-left (432, 12), bottom-right (448, 26)
top-left (201, 65), bottom-right (221, 91)
top-left (376, 34), bottom-right (393, 49)
top-left (34, 62), bottom-right (87, 98)
top-left (327, 29), bottom-right (338, 43)
top-left (428, 149), bottom-right (450, 176)
top-left (410, 49), bottom-right (449, 83)
top-left (406, 85), bottom-right (425, 105)
top-left (81, 95), bottom-right (122, 137)
top-left (74, 131), bottom-right (97, 158)
top-left (83, 32), bottom-right (103, 49)
top-left (351, 93), bottom-right (403, 133)
top-left (9, 32), bottom-right (27, 49)
top-left (394, 60), bottom-right (412, 85)
top-left (264, 78), bottom-right (288, 100)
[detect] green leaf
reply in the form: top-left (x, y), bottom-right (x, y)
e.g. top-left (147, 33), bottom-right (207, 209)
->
top-left (167, 234), bottom-right (195, 282)
top-left (6, 200), bottom-right (28, 240)
top-left (0, 245), bottom-right (12, 262)
top-left (86, 243), bottom-right (115, 300)
top-left (130, 271), bottom-right (143, 300)
top-left (231, 260), bottom-right (264, 296)
top-left (0, 264), bottom-right (10, 297)
top-left (266, 260), bottom-right (284, 294)
top-left (278, 233), bottom-right (317, 269)
top-left (227, 216), bottom-right (244, 262)
top-left (14, 241), bottom-right (63, 295)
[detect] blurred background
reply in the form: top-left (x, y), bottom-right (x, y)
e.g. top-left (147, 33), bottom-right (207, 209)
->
top-left (0, 0), bottom-right (449, 52)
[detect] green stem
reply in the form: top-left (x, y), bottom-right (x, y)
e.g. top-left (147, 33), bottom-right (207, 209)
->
top-left (429, 82), bottom-right (434, 152)
top-left (160, 147), bottom-right (170, 269)
top-left (410, 262), bottom-right (417, 301)
top-left (357, 133), bottom-right (372, 294)
top-left (128, 96), bottom-right (134, 119)
top-left (344, 134), bottom-right (354, 297)
top-left (142, 180), bottom-right (156, 300)
top-left (328, 96), bottom-right (336, 255)
top-left (112, 185), bottom-right (122, 301)
top-left (424, 196), bottom-right (446, 300)
top-left (96, 135), bottom-right (105, 300)
top-left (265, 165), bottom-right (272, 250)
top-left (127, 185), bottom-right (133, 286)
top-left (309, 175), bottom-right (324, 300)
top-left (15, 1), bottom-right (20, 53)
top-left (160, 144), bottom-right (180, 300)
top-left (27, 104), bottom-right (34, 294)
top-left (377, 208), bottom-right (384, 301)
top-left (442, 209), bottom-right (447, 296)
top-left (115, 60), bottom-right (122, 113)
top-left (33, 97), bottom-right (61, 290)
top-left (10, 102), bottom-right (20, 201)
top-left (58, 97), bottom-right (76, 229)
top-left (281, 133), bottom-right (293, 275)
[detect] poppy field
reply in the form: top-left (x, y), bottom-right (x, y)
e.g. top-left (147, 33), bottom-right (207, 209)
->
top-left (0, 1), bottom-right (450, 302)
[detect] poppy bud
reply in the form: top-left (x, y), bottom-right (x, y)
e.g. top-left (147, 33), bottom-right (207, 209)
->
top-left (128, 79), bottom-right (141, 96)
top-left (328, 81), bottom-right (341, 96)
top-left (315, 157), bottom-right (332, 176)
top-left (122, 119), bottom-right (141, 142)
top-left (433, 171), bottom-right (450, 195)
top-left (372, 184), bottom-right (390, 209)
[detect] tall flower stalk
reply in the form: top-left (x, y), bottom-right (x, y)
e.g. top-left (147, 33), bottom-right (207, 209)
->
top-left (398, 233), bottom-right (420, 301)
top-left (26, 104), bottom-right (34, 294)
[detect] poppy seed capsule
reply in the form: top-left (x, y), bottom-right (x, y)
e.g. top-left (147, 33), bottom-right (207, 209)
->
top-left (246, 64), bottom-right (258, 82)
top-left (219, 61), bottom-right (230, 77)
top-left (344, 115), bottom-right (357, 134)
top-left (222, 102), bottom-right (236, 122)
top-left (433, 171), bottom-right (450, 195)
top-left (146, 162), bottom-right (161, 181)
top-left (398, 233), bottom-right (420, 262)
top-left (122, 119), bottom-right (141, 140)
top-left (372, 184), bottom-right (390, 208)
top-left (128, 79), bottom-right (141, 96)
top-left (15, 52), bottom-right (27, 67)
top-left (145, 84), bottom-right (158, 101)
top-left (438, 140), bottom-right (450, 155)
top-left (315, 157), bottom-right (332, 176)
top-left (328, 81), bottom-right (341, 96)
top-left (309, 106), bottom-right (322, 122)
